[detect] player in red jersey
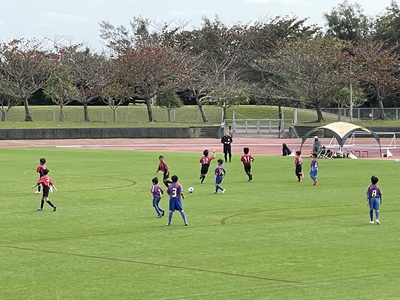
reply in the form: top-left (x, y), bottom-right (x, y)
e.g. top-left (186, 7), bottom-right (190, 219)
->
top-left (154, 155), bottom-right (171, 187)
top-left (240, 147), bottom-right (254, 181)
top-left (294, 150), bottom-right (304, 182)
top-left (35, 158), bottom-right (48, 194)
top-left (199, 149), bottom-right (216, 183)
top-left (32, 169), bottom-right (57, 212)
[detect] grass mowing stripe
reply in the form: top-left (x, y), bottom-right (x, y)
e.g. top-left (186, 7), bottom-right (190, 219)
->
top-left (0, 245), bottom-right (301, 284)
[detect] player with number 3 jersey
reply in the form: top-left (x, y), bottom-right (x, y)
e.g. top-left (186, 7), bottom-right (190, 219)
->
top-left (166, 175), bottom-right (188, 226)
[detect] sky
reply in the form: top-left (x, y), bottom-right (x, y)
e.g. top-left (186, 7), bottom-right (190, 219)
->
top-left (0, 0), bottom-right (395, 51)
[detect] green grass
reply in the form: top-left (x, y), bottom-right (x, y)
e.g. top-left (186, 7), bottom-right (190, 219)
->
top-left (1, 147), bottom-right (399, 299)
top-left (2, 105), bottom-right (400, 130)
top-left (0, 105), bottom-right (338, 129)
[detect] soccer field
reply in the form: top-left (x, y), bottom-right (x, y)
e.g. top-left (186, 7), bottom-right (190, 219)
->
top-left (0, 147), bottom-right (399, 300)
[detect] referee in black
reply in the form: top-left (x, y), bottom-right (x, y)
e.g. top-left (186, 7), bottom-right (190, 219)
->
top-left (221, 130), bottom-right (233, 162)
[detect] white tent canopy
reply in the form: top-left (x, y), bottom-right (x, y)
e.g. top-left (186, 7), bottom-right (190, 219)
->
top-left (300, 122), bottom-right (381, 155)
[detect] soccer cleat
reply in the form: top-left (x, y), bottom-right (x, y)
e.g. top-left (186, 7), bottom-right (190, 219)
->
top-left (166, 223), bottom-right (171, 226)
top-left (161, 210), bottom-right (165, 217)
top-left (313, 180), bottom-right (318, 185)
top-left (184, 223), bottom-right (189, 226)
top-left (369, 220), bottom-right (374, 224)
top-left (376, 219), bottom-right (380, 225)
top-left (37, 208), bottom-right (43, 211)
top-left (35, 191), bottom-right (41, 194)
top-left (222, 189), bottom-right (225, 194)
top-left (53, 206), bottom-right (57, 212)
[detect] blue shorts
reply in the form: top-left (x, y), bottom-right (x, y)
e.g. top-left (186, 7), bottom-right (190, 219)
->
top-left (169, 198), bottom-right (183, 212)
top-left (152, 197), bottom-right (161, 207)
top-left (215, 175), bottom-right (223, 184)
top-left (368, 198), bottom-right (380, 210)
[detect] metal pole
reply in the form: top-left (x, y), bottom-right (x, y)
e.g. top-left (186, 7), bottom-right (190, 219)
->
top-left (350, 61), bottom-right (353, 122)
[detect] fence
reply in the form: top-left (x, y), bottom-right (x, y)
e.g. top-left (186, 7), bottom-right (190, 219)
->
top-left (3, 105), bottom-right (223, 124)
top-left (227, 111), bottom-right (290, 135)
top-left (322, 107), bottom-right (400, 120)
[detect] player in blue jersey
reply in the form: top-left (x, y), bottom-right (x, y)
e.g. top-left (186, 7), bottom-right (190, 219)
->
top-left (310, 152), bottom-right (318, 185)
top-left (166, 175), bottom-right (188, 226)
top-left (151, 177), bottom-right (165, 218)
top-left (214, 159), bottom-right (226, 194)
top-left (366, 175), bottom-right (383, 225)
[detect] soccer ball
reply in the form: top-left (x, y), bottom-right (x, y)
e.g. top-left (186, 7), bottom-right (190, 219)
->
top-left (395, 159), bottom-right (399, 163)
top-left (188, 187), bottom-right (194, 193)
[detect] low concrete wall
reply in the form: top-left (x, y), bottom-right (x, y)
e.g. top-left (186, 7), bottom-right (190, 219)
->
top-left (0, 127), bottom-right (191, 140)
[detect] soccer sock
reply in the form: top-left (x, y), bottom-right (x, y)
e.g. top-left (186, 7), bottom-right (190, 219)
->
top-left (218, 186), bottom-right (224, 191)
top-left (154, 206), bottom-right (161, 216)
top-left (46, 200), bottom-right (55, 208)
top-left (40, 200), bottom-right (44, 209)
top-left (180, 211), bottom-right (187, 224)
top-left (201, 175), bottom-right (205, 183)
top-left (38, 186), bottom-right (41, 192)
top-left (369, 210), bottom-right (374, 221)
top-left (224, 154), bottom-right (227, 162)
top-left (215, 186), bottom-right (219, 193)
top-left (376, 210), bottom-right (380, 220)
top-left (168, 212), bottom-right (173, 224)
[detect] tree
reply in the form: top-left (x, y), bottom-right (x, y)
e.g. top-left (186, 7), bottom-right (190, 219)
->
top-left (324, 0), bottom-right (371, 42)
top-left (155, 91), bottom-right (183, 122)
top-left (236, 16), bottom-right (319, 105)
top-left (0, 38), bottom-right (56, 121)
top-left (115, 44), bottom-right (193, 122)
top-left (373, 0), bottom-right (400, 48)
top-left (43, 64), bottom-right (80, 122)
top-left (350, 41), bottom-right (400, 119)
top-left (60, 45), bottom-right (111, 122)
top-left (256, 35), bottom-right (349, 122)
top-left (329, 86), bottom-right (365, 121)
top-left (0, 93), bottom-right (20, 121)
top-left (100, 18), bottom-right (195, 122)
top-left (172, 17), bottom-right (246, 123)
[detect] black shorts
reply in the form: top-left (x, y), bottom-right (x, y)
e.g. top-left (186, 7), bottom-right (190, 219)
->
top-left (295, 165), bottom-right (302, 175)
top-left (201, 164), bottom-right (210, 175)
top-left (42, 186), bottom-right (50, 197)
top-left (244, 164), bottom-right (251, 173)
top-left (163, 171), bottom-right (170, 180)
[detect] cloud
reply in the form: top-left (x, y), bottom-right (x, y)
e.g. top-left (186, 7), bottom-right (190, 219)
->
top-left (243, 0), bottom-right (311, 5)
top-left (43, 12), bottom-right (87, 23)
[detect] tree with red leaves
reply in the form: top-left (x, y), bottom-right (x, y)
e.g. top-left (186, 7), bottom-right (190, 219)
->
top-left (350, 41), bottom-right (400, 120)
top-left (116, 44), bottom-right (193, 122)
top-left (0, 38), bottom-right (56, 121)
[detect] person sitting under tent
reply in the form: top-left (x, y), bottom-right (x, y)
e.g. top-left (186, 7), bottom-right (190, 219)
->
top-left (318, 146), bottom-right (327, 158)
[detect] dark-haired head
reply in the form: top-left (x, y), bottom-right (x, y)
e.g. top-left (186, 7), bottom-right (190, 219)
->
top-left (40, 158), bottom-right (46, 164)
top-left (371, 175), bottom-right (378, 185)
top-left (171, 175), bottom-right (178, 182)
top-left (296, 150), bottom-right (301, 156)
top-left (217, 158), bottom-right (224, 164)
top-left (243, 147), bottom-right (249, 154)
top-left (203, 149), bottom-right (209, 156)
top-left (152, 177), bottom-right (158, 184)
top-left (43, 169), bottom-right (49, 175)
